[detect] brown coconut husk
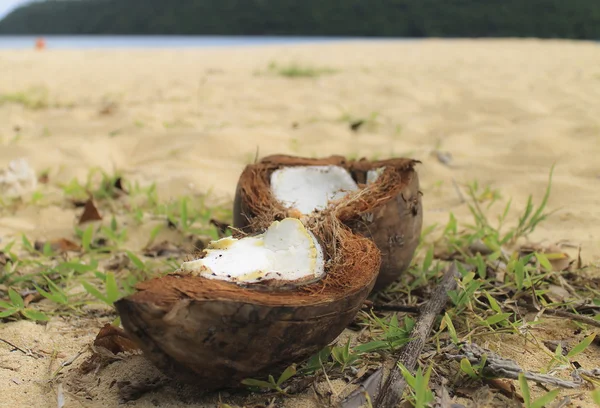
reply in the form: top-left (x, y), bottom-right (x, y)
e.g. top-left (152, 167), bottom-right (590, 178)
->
top-left (115, 216), bottom-right (380, 390)
top-left (233, 154), bottom-right (423, 291)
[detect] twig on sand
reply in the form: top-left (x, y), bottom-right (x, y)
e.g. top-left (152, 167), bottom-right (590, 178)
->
top-left (445, 342), bottom-right (591, 389)
top-left (526, 305), bottom-right (600, 329)
top-left (452, 178), bottom-right (466, 204)
top-left (375, 262), bottom-right (460, 408)
top-left (0, 337), bottom-right (29, 355)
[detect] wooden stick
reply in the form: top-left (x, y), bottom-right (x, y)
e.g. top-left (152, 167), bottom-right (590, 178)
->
top-left (0, 337), bottom-right (28, 355)
top-left (376, 263), bottom-right (459, 408)
top-left (523, 304), bottom-right (600, 329)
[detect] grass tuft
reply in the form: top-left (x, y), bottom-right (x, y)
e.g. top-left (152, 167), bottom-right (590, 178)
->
top-left (266, 61), bottom-right (338, 78)
top-left (0, 86), bottom-right (50, 109)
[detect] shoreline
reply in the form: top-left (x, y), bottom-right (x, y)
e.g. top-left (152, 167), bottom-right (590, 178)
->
top-left (0, 36), bottom-right (597, 51)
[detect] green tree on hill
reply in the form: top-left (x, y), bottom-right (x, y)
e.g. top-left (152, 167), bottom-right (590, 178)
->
top-left (0, 0), bottom-right (599, 39)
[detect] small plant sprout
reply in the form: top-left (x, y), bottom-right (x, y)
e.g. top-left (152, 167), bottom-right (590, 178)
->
top-left (81, 271), bottom-right (128, 308)
top-left (355, 313), bottom-right (415, 353)
top-left (241, 364), bottom-right (297, 394)
top-left (331, 339), bottom-right (359, 371)
top-left (459, 354), bottom-right (488, 380)
top-left (0, 288), bottom-right (48, 321)
top-left (398, 363), bottom-right (434, 408)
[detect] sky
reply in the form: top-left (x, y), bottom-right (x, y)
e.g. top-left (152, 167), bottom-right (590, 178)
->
top-left (0, 0), bottom-right (30, 20)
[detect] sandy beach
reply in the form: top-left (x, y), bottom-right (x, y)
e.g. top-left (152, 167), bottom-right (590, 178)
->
top-left (1, 39), bottom-right (600, 407)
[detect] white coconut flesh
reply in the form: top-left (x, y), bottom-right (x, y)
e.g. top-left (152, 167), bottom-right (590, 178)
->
top-left (179, 218), bottom-right (325, 284)
top-left (269, 165), bottom-right (385, 215)
top-left (366, 167), bottom-right (385, 184)
top-left (270, 165), bottom-right (359, 215)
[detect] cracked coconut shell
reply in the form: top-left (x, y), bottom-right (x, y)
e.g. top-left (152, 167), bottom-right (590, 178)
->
top-left (233, 154), bottom-right (423, 292)
top-left (114, 216), bottom-right (381, 389)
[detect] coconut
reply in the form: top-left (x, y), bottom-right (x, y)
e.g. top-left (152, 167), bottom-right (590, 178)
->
top-left (233, 154), bottom-right (423, 291)
top-left (115, 215), bottom-right (380, 389)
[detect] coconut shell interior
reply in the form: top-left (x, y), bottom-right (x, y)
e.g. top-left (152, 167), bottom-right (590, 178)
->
top-left (233, 155), bottom-right (423, 291)
top-left (115, 221), bottom-right (380, 389)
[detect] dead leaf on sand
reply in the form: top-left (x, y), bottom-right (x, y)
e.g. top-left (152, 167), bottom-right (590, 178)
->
top-left (79, 324), bottom-right (141, 374)
top-left (0, 251), bottom-right (9, 267)
top-left (113, 177), bottom-right (127, 194)
top-left (340, 367), bottom-right (383, 408)
top-left (93, 324), bottom-right (140, 355)
top-left (34, 238), bottom-right (81, 253)
top-left (78, 198), bottom-right (103, 224)
top-left (484, 378), bottom-right (523, 402)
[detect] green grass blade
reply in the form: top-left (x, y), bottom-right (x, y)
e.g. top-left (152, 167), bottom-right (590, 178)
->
top-left (126, 251), bottom-right (146, 270)
top-left (277, 364), bottom-right (297, 386)
top-left (567, 334), bottom-right (596, 358)
top-left (82, 281), bottom-right (109, 304)
top-left (8, 288), bottom-right (24, 309)
top-left (81, 225), bottom-right (94, 252)
top-left (519, 373), bottom-right (531, 408)
top-left (21, 309), bottom-right (49, 321)
top-left (240, 378), bottom-right (274, 389)
top-left (0, 308), bottom-right (18, 318)
top-left (531, 389), bottom-right (559, 408)
top-left (104, 272), bottom-right (121, 304)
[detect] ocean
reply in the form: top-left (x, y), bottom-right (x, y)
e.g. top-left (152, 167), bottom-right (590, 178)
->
top-left (0, 35), bottom-right (406, 50)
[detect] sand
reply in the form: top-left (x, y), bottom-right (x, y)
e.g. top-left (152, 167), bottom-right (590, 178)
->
top-left (1, 39), bottom-right (600, 407)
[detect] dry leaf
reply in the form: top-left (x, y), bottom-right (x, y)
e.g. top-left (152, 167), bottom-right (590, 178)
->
top-left (0, 252), bottom-right (8, 267)
top-left (350, 120), bottom-right (365, 131)
top-left (38, 173), bottom-right (49, 184)
top-left (23, 293), bottom-right (42, 307)
top-left (484, 378), bottom-right (522, 402)
top-left (93, 324), bottom-right (140, 355)
top-left (340, 367), bottom-right (383, 408)
top-left (99, 101), bottom-right (118, 116)
top-left (34, 238), bottom-right (81, 253)
top-left (78, 198), bottom-right (102, 225)
top-left (113, 177), bottom-right (126, 193)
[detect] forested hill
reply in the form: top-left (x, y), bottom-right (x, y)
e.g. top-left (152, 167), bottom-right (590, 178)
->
top-left (1, 0), bottom-right (600, 39)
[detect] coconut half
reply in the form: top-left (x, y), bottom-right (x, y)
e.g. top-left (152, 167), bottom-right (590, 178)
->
top-left (233, 155), bottom-right (423, 291)
top-left (115, 216), bottom-right (381, 389)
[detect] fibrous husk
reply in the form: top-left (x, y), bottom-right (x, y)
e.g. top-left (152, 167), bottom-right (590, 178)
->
top-left (115, 214), bottom-right (380, 390)
top-left (233, 154), bottom-right (423, 291)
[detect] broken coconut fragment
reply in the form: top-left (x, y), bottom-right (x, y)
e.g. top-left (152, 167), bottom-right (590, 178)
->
top-left (233, 154), bottom-right (423, 291)
top-left (180, 218), bottom-right (324, 284)
top-left (115, 215), bottom-right (381, 390)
